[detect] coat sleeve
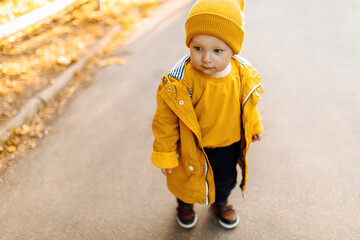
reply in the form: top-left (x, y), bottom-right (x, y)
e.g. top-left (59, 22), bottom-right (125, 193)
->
top-left (251, 106), bottom-right (264, 134)
top-left (241, 62), bottom-right (264, 136)
top-left (151, 82), bottom-right (180, 169)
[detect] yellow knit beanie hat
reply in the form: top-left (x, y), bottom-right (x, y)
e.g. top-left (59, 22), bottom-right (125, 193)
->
top-left (185, 0), bottom-right (245, 54)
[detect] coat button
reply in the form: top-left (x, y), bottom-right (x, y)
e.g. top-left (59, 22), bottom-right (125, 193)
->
top-left (176, 153), bottom-right (179, 158)
top-left (258, 87), bottom-right (261, 92)
top-left (188, 166), bottom-right (193, 171)
top-left (179, 100), bottom-right (184, 105)
top-left (255, 92), bottom-right (260, 97)
top-left (168, 87), bottom-right (172, 91)
top-left (203, 201), bottom-right (206, 203)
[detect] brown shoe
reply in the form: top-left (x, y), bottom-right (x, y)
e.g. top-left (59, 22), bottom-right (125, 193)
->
top-left (211, 202), bottom-right (239, 229)
top-left (176, 202), bottom-right (198, 228)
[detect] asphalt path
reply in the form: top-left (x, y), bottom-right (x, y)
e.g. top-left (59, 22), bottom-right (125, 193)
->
top-left (0, 0), bottom-right (359, 239)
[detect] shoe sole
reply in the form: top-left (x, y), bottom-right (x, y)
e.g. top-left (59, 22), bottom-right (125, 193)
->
top-left (176, 214), bottom-right (198, 229)
top-left (218, 212), bottom-right (239, 229)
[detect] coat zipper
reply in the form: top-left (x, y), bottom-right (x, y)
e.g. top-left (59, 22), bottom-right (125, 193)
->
top-left (204, 154), bottom-right (209, 205)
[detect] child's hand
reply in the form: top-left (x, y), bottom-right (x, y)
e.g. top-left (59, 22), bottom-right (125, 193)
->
top-left (161, 168), bottom-right (172, 176)
top-left (252, 132), bottom-right (262, 142)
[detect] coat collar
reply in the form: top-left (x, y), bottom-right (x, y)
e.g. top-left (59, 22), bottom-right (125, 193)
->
top-left (168, 53), bottom-right (248, 80)
top-left (168, 53), bottom-right (190, 80)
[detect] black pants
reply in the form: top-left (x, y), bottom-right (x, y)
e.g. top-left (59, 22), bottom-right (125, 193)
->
top-left (178, 141), bottom-right (240, 205)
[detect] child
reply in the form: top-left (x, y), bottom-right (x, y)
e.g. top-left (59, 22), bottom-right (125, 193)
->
top-left (151, 0), bottom-right (263, 229)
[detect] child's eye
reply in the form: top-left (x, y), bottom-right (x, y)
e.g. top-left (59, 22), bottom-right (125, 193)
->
top-left (194, 46), bottom-right (202, 51)
top-left (214, 49), bottom-right (223, 54)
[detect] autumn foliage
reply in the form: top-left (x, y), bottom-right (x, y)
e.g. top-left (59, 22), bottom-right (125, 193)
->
top-left (0, 0), bottom-right (160, 173)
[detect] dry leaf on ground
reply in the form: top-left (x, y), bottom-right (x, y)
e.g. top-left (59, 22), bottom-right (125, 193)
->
top-left (6, 145), bottom-right (16, 153)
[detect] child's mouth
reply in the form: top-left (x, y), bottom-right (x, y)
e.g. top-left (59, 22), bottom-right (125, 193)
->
top-left (202, 66), bottom-right (214, 70)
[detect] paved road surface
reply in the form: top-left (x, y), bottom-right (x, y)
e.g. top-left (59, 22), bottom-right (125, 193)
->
top-left (0, 0), bottom-right (359, 239)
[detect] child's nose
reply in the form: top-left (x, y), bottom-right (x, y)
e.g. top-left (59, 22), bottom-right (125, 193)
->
top-left (202, 52), bottom-right (212, 63)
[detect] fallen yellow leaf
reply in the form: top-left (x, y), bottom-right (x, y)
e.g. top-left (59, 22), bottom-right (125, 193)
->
top-left (0, 81), bottom-right (8, 95)
top-left (57, 56), bottom-right (72, 65)
top-left (11, 136), bottom-right (21, 145)
top-left (6, 145), bottom-right (16, 153)
top-left (29, 139), bottom-right (37, 149)
top-left (20, 124), bottom-right (31, 135)
top-left (9, 80), bottom-right (23, 93)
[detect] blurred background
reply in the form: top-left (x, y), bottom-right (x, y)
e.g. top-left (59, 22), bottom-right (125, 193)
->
top-left (0, 0), bottom-right (160, 171)
top-left (0, 0), bottom-right (359, 239)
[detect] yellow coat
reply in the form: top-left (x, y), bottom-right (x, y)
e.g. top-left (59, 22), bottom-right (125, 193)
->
top-left (151, 54), bottom-right (263, 205)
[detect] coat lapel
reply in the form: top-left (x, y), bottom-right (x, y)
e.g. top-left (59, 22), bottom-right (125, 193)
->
top-left (159, 79), bottom-right (203, 145)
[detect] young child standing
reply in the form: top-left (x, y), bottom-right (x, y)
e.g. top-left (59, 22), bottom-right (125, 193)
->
top-left (151, 0), bottom-right (263, 229)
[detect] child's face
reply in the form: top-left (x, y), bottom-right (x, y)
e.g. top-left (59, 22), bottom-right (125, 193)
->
top-left (189, 35), bottom-right (233, 76)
